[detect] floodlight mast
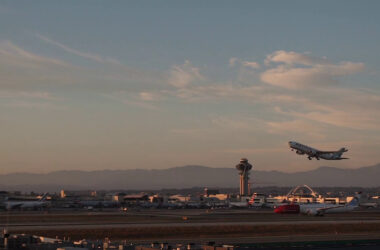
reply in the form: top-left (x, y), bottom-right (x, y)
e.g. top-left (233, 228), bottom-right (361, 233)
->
top-left (235, 158), bottom-right (253, 196)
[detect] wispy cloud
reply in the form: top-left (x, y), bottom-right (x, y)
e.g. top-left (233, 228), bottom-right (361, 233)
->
top-left (229, 57), bottom-right (260, 69)
top-left (0, 40), bottom-right (70, 67)
top-left (264, 50), bottom-right (328, 66)
top-left (5, 100), bottom-right (66, 110)
top-left (36, 33), bottom-right (121, 64)
top-left (139, 92), bottom-right (162, 101)
top-left (211, 115), bottom-right (263, 131)
top-left (2, 42), bottom-right (378, 136)
top-left (287, 106), bottom-right (380, 131)
top-left (268, 88), bottom-right (380, 131)
top-left (0, 41), bottom-right (81, 92)
top-left (0, 91), bottom-right (58, 100)
top-left (266, 119), bottom-right (327, 139)
top-left (0, 39), bottom-right (168, 95)
top-left (0, 90), bottom-right (64, 110)
top-left (168, 60), bottom-right (203, 88)
top-left (261, 51), bottom-right (365, 88)
top-left (104, 91), bottom-right (161, 111)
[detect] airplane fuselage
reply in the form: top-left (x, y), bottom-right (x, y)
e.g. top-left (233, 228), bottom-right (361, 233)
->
top-left (4, 201), bottom-right (47, 210)
top-left (300, 203), bottom-right (353, 215)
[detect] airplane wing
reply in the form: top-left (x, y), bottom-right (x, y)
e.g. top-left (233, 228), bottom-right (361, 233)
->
top-left (8, 203), bottom-right (23, 209)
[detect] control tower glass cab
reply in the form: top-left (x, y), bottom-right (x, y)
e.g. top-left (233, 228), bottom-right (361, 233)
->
top-left (235, 158), bottom-right (253, 197)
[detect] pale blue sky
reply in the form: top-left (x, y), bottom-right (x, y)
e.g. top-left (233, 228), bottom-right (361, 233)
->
top-left (1, 1), bottom-right (380, 173)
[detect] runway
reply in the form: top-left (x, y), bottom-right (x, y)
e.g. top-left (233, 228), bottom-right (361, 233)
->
top-left (130, 233), bottom-right (380, 245)
top-left (2, 209), bottom-right (380, 228)
top-left (3, 219), bottom-right (380, 230)
top-left (1, 209), bottom-right (380, 242)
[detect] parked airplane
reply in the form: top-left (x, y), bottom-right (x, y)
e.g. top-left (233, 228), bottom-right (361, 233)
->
top-left (299, 195), bottom-right (360, 216)
top-left (229, 200), bottom-right (249, 208)
top-left (275, 194), bottom-right (360, 216)
top-left (79, 200), bottom-right (119, 209)
top-left (274, 204), bottom-right (300, 214)
top-left (3, 193), bottom-right (49, 210)
top-left (288, 141), bottom-right (348, 160)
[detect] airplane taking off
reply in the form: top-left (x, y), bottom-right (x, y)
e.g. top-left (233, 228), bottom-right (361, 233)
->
top-left (288, 141), bottom-right (348, 160)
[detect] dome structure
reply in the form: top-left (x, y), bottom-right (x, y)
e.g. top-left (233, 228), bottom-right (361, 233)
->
top-left (286, 184), bottom-right (318, 198)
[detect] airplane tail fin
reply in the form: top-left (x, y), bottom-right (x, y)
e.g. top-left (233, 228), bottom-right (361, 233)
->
top-left (339, 147), bottom-right (348, 153)
top-left (248, 194), bottom-right (256, 205)
top-left (39, 193), bottom-right (48, 202)
top-left (335, 148), bottom-right (348, 158)
top-left (347, 192), bottom-right (361, 207)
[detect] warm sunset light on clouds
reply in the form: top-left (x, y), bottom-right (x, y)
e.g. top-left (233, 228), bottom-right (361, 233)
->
top-left (1, 1), bottom-right (380, 173)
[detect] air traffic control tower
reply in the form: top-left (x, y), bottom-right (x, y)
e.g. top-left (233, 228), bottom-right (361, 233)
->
top-left (235, 158), bottom-right (253, 196)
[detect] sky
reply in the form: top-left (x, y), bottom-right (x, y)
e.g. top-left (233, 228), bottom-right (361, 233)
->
top-left (1, 1), bottom-right (380, 174)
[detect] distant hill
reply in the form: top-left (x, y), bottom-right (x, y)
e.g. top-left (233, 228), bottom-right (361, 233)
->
top-left (0, 164), bottom-right (379, 192)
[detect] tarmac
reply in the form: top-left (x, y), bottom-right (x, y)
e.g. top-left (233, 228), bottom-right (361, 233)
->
top-left (3, 219), bottom-right (380, 230)
top-left (1, 209), bottom-right (380, 243)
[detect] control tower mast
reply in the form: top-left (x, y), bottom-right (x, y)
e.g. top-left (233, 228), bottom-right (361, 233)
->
top-left (235, 158), bottom-right (253, 197)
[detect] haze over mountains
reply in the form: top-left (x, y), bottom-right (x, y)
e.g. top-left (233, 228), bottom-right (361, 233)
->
top-left (0, 164), bottom-right (379, 192)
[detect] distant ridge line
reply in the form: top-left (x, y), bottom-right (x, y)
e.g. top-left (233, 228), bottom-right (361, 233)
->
top-left (0, 163), bottom-right (379, 191)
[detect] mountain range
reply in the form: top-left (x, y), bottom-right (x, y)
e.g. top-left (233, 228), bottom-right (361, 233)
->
top-left (0, 164), bottom-right (379, 192)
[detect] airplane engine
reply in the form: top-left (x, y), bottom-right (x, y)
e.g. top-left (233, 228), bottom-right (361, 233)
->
top-left (306, 208), bottom-right (324, 216)
top-left (296, 150), bottom-right (304, 155)
top-left (306, 208), bottom-right (317, 216)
